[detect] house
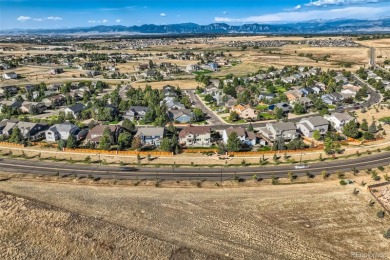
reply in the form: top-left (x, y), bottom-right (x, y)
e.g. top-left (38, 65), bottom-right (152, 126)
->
top-left (222, 127), bottom-right (256, 146)
top-left (135, 127), bottom-right (165, 147)
top-left (123, 106), bottom-right (150, 121)
top-left (45, 123), bottom-right (82, 142)
top-left (231, 104), bottom-right (257, 120)
top-left (0, 100), bottom-right (23, 112)
top-left (178, 125), bottom-right (211, 147)
top-left (165, 100), bottom-right (185, 110)
top-left (297, 116), bottom-right (329, 138)
top-left (324, 112), bottom-right (355, 131)
top-left (64, 103), bottom-right (86, 118)
top-left (285, 90), bottom-right (303, 102)
top-left (20, 101), bottom-right (46, 114)
top-left (168, 109), bottom-right (194, 123)
top-left (86, 125), bottom-right (122, 144)
top-left (42, 94), bottom-right (66, 108)
top-left (334, 75), bottom-right (348, 83)
top-left (258, 122), bottom-right (298, 143)
top-left (207, 62), bottom-right (218, 71)
top-left (2, 72), bottom-right (17, 79)
top-left (299, 87), bottom-right (315, 96)
top-left (258, 93), bottom-right (275, 101)
top-left (50, 68), bottom-right (64, 75)
top-left (1, 121), bottom-right (48, 140)
top-left (162, 85), bottom-right (177, 97)
top-left (0, 119), bottom-right (19, 135)
top-left (224, 97), bottom-right (237, 109)
top-left (321, 93), bottom-right (343, 105)
top-left (186, 64), bottom-right (201, 73)
top-left (269, 102), bottom-right (292, 114)
top-left (0, 85), bottom-right (18, 96)
top-left (295, 97), bottom-right (313, 109)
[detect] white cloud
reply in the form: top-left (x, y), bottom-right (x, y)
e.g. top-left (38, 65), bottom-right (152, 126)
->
top-left (116, 19), bottom-right (121, 23)
top-left (215, 6), bottom-right (390, 23)
top-left (47, 16), bottom-right (62, 21)
top-left (102, 19), bottom-right (108, 23)
top-left (160, 13), bottom-right (166, 17)
top-left (294, 5), bottom-right (302, 10)
top-left (33, 18), bottom-right (43, 22)
top-left (304, 0), bottom-right (386, 7)
top-left (88, 20), bottom-right (108, 24)
top-left (88, 20), bottom-right (97, 23)
top-left (17, 16), bottom-right (31, 22)
top-left (223, 11), bottom-right (228, 14)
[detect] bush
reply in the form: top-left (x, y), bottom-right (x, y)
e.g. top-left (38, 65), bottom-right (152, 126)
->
top-left (377, 210), bottom-right (385, 218)
top-left (378, 166), bottom-right (385, 171)
top-left (339, 180), bottom-right (348, 185)
top-left (384, 229), bottom-right (390, 239)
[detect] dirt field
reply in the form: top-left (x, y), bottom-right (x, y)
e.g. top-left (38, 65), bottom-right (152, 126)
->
top-left (0, 176), bottom-right (389, 260)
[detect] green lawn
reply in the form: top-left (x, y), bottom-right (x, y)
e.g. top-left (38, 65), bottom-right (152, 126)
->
top-left (193, 70), bottom-right (213, 76)
top-left (222, 116), bottom-right (246, 124)
top-left (275, 86), bottom-right (288, 93)
top-left (258, 113), bottom-right (276, 120)
top-left (256, 104), bottom-right (270, 110)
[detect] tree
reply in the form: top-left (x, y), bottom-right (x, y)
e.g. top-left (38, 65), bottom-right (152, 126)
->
top-left (248, 123), bottom-right (254, 132)
top-left (204, 94), bottom-right (214, 103)
top-left (363, 131), bottom-right (375, 140)
top-left (293, 103), bottom-right (305, 115)
top-left (160, 137), bottom-right (172, 152)
top-left (9, 127), bottom-right (23, 143)
top-left (275, 108), bottom-right (284, 119)
top-left (66, 134), bottom-right (77, 148)
top-left (360, 119), bottom-right (368, 131)
top-left (342, 120), bottom-right (360, 138)
top-left (99, 127), bottom-right (113, 150)
top-left (118, 132), bottom-right (132, 150)
top-left (122, 119), bottom-right (135, 132)
top-left (131, 136), bottom-right (142, 150)
top-left (193, 108), bottom-right (204, 122)
top-left (226, 132), bottom-right (242, 152)
top-left (286, 138), bottom-right (305, 150)
top-left (312, 130), bottom-right (321, 141)
top-left (368, 121), bottom-right (377, 133)
top-left (229, 111), bottom-right (239, 122)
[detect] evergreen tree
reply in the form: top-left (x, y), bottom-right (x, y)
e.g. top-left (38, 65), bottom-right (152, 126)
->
top-left (368, 121), bottom-right (377, 133)
top-left (131, 136), bottom-right (142, 150)
top-left (122, 118), bottom-right (135, 132)
top-left (226, 132), bottom-right (242, 152)
top-left (360, 119), bottom-right (368, 131)
top-left (66, 134), bottom-right (77, 148)
top-left (342, 120), bottom-right (360, 138)
top-left (99, 127), bottom-right (113, 150)
top-left (248, 123), bottom-right (254, 132)
top-left (160, 137), bottom-right (172, 152)
top-left (312, 130), bottom-right (321, 141)
top-left (118, 132), bottom-right (132, 150)
top-left (9, 127), bottom-right (23, 143)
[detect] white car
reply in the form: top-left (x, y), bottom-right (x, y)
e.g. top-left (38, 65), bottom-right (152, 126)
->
top-left (294, 164), bottom-right (309, 169)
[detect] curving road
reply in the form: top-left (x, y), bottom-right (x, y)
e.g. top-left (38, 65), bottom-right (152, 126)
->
top-left (1, 152), bottom-right (389, 181)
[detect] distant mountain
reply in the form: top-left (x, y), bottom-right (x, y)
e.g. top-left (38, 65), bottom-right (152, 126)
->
top-left (2, 19), bottom-right (390, 35)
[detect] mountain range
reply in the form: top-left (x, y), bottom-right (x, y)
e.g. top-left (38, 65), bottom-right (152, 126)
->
top-left (2, 18), bottom-right (390, 35)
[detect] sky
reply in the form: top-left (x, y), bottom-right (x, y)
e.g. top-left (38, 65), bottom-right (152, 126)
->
top-left (0, 0), bottom-right (390, 30)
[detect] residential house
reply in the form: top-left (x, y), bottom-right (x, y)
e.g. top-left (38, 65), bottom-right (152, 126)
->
top-left (294, 97), bottom-right (313, 109)
top-left (258, 93), bottom-right (275, 101)
top-left (42, 94), bottom-right (66, 108)
top-left (231, 104), bottom-right (257, 120)
top-left (324, 112), bottom-right (355, 132)
top-left (0, 85), bottom-right (18, 96)
top-left (2, 121), bottom-right (48, 140)
top-left (186, 64), bottom-right (201, 73)
top-left (123, 106), bottom-right (150, 121)
top-left (269, 102), bottom-right (292, 114)
top-left (224, 97), bottom-right (237, 109)
top-left (297, 116), bottom-right (329, 138)
top-left (178, 125), bottom-right (211, 147)
top-left (2, 72), bottom-right (17, 79)
top-left (258, 122), bottom-right (298, 144)
top-left (321, 92), bottom-right (343, 105)
top-left (45, 123), bottom-right (83, 142)
top-left (165, 100), bottom-right (185, 110)
top-left (135, 127), bottom-right (165, 147)
top-left (222, 127), bottom-right (256, 146)
top-left (64, 103), bottom-right (86, 118)
top-left (86, 125), bottom-right (122, 144)
top-left (168, 109), bottom-right (194, 123)
top-left (20, 101), bottom-right (46, 114)
top-left (285, 90), bottom-right (303, 102)
top-left (299, 87), bottom-right (315, 96)
top-left (50, 68), bottom-right (64, 75)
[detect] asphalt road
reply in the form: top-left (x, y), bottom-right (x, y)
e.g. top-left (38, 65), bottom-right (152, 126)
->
top-left (1, 152), bottom-right (389, 181)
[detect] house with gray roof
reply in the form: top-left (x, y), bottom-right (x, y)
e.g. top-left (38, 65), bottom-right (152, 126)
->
top-left (168, 109), bottom-right (194, 123)
top-left (45, 123), bottom-right (82, 142)
top-left (135, 127), bottom-right (165, 147)
top-left (258, 122), bottom-right (298, 143)
top-left (123, 106), bottom-right (150, 121)
top-left (222, 126), bottom-right (256, 146)
top-left (324, 112), bottom-right (355, 132)
top-left (179, 125), bottom-right (211, 147)
top-left (297, 116), bottom-right (329, 138)
top-left (64, 103), bottom-right (86, 118)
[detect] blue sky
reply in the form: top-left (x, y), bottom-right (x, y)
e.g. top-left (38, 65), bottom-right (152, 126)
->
top-left (0, 0), bottom-right (390, 29)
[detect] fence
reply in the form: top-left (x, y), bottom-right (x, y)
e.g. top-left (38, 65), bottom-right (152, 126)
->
top-left (62, 148), bottom-right (173, 156)
top-left (227, 146), bottom-right (324, 156)
top-left (182, 148), bottom-right (218, 153)
top-left (367, 182), bottom-right (390, 214)
top-left (0, 142), bottom-right (24, 148)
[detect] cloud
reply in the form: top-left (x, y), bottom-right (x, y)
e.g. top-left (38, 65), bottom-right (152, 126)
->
top-left (116, 19), bottom-right (121, 23)
top-left (304, 0), bottom-right (388, 7)
top-left (223, 11), bottom-right (228, 14)
top-left (102, 19), bottom-right (108, 23)
top-left (17, 16), bottom-right (31, 22)
top-left (160, 13), bottom-right (166, 17)
top-left (294, 5), bottom-right (302, 10)
top-left (47, 16), bottom-right (62, 21)
top-left (33, 18), bottom-right (43, 22)
top-left (215, 6), bottom-right (390, 23)
top-left (88, 19), bottom-right (108, 24)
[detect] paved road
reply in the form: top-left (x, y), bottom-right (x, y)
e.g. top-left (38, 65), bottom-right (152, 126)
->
top-left (1, 152), bottom-right (388, 181)
top-left (186, 90), bottom-right (226, 125)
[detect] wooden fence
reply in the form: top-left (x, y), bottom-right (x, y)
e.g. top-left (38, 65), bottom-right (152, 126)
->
top-left (183, 148), bottom-right (218, 153)
top-left (0, 142), bottom-right (24, 148)
top-left (63, 148), bottom-right (173, 156)
top-left (367, 182), bottom-right (390, 214)
top-left (227, 146), bottom-right (324, 156)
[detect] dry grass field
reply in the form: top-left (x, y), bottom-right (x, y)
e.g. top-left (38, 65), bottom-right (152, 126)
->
top-left (0, 175), bottom-right (389, 260)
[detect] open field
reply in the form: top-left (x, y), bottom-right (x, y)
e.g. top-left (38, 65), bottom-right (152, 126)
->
top-left (0, 175), bottom-right (389, 260)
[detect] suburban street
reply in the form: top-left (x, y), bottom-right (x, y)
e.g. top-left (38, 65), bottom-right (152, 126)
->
top-left (1, 152), bottom-right (389, 181)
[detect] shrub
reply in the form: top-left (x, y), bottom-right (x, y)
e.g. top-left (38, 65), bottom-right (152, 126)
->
top-left (377, 210), bottom-right (385, 218)
top-left (339, 180), bottom-right (348, 185)
top-left (384, 229), bottom-right (390, 239)
top-left (378, 166), bottom-right (385, 171)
